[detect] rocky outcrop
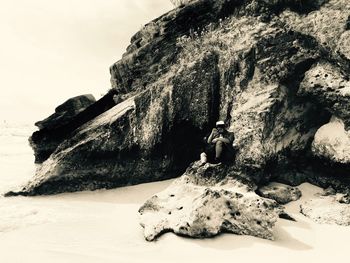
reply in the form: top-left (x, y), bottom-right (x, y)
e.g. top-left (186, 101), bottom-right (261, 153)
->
top-left (30, 94), bottom-right (96, 163)
top-left (7, 0), bottom-right (350, 242)
top-left (139, 162), bottom-right (283, 241)
top-left (30, 91), bottom-right (117, 163)
top-left (34, 95), bottom-right (96, 130)
top-left (257, 182), bottom-right (302, 204)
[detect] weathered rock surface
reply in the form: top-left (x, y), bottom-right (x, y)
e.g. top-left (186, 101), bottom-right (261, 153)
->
top-left (8, 0), bottom-right (350, 239)
top-left (300, 195), bottom-right (350, 226)
top-left (257, 182), bottom-right (302, 204)
top-left (139, 162), bottom-right (282, 241)
top-left (299, 63), bottom-right (350, 127)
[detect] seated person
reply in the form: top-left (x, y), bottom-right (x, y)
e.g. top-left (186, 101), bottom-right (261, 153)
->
top-left (200, 120), bottom-right (235, 164)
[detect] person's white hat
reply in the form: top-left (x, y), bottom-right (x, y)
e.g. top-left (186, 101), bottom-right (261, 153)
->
top-left (216, 120), bottom-right (225, 127)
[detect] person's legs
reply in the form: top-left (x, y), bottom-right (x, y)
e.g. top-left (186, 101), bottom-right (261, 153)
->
top-left (215, 141), bottom-right (224, 161)
top-left (204, 144), bottom-right (215, 163)
top-left (200, 152), bottom-right (207, 164)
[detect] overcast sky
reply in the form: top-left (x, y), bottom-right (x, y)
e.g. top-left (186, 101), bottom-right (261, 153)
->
top-left (0, 0), bottom-right (173, 123)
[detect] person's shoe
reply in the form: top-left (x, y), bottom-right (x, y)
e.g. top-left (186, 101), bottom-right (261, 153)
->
top-left (211, 158), bottom-right (221, 165)
top-left (198, 160), bottom-right (206, 167)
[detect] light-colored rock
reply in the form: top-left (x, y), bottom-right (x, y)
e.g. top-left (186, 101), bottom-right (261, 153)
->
top-left (257, 182), bottom-right (302, 204)
top-left (170, 0), bottom-right (195, 7)
top-left (312, 116), bottom-right (350, 164)
top-left (300, 195), bottom-right (350, 226)
top-left (300, 62), bottom-right (350, 99)
top-left (139, 162), bottom-right (282, 241)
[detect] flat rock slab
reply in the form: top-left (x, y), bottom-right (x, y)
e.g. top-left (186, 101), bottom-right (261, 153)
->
top-left (257, 182), bottom-right (302, 204)
top-left (139, 162), bottom-right (283, 241)
top-left (300, 195), bottom-right (350, 226)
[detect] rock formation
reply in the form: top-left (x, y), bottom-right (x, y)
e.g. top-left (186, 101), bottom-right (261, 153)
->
top-left (139, 162), bottom-right (282, 241)
top-left (29, 92), bottom-right (120, 163)
top-left (34, 94), bottom-right (96, 131)
top-left (6, 0), bottom-right (350, 241)
top-left (30, 94), bottom-right (96, 163)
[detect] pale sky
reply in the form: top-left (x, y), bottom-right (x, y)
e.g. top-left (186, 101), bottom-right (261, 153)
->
top-left (0, 0), bottom-right (173, 123)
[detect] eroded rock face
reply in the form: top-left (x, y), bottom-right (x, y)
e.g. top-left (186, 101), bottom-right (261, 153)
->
top-left (257, 182), bottom-right (302, 204)
top-left (139, 162), bottom-right (282, 241)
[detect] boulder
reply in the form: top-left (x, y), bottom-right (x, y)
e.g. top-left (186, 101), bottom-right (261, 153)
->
top-left (34, 94), bottom-right (96, 130)
top-left (30, 91), bottom-right (117, 163)
top-left (312, 116), bottom-right (350, 164)
top-left (257, 182), bottom-right (302, 204)
top-left (298, 63), bottom-right (350, 127)
top-left (139, 162), bottom-right (283, 241)
top-left (300, 195), bottom-right (350, 226)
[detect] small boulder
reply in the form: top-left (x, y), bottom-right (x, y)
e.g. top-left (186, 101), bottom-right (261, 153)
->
top-left (35, 94), bottom-right (96, 130)
top-left (312, 116), bottom-right (350, 164)
top-left (257, 182), bottom-right (302, 204)
top-left (300, 195), bottom-right (350, 226)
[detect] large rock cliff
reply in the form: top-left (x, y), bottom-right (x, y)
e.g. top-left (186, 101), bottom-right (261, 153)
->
top-left (6, 0), bottom-right (350, 241)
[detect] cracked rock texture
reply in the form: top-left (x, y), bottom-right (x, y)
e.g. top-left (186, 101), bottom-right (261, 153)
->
top-left (257, 182), bottom-right (302, 204)
top-left (8, 0), bottom-right (350, 241)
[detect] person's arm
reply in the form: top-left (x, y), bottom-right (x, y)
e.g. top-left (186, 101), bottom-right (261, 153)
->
top-left (207, 128), bottom-right (218, 144)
